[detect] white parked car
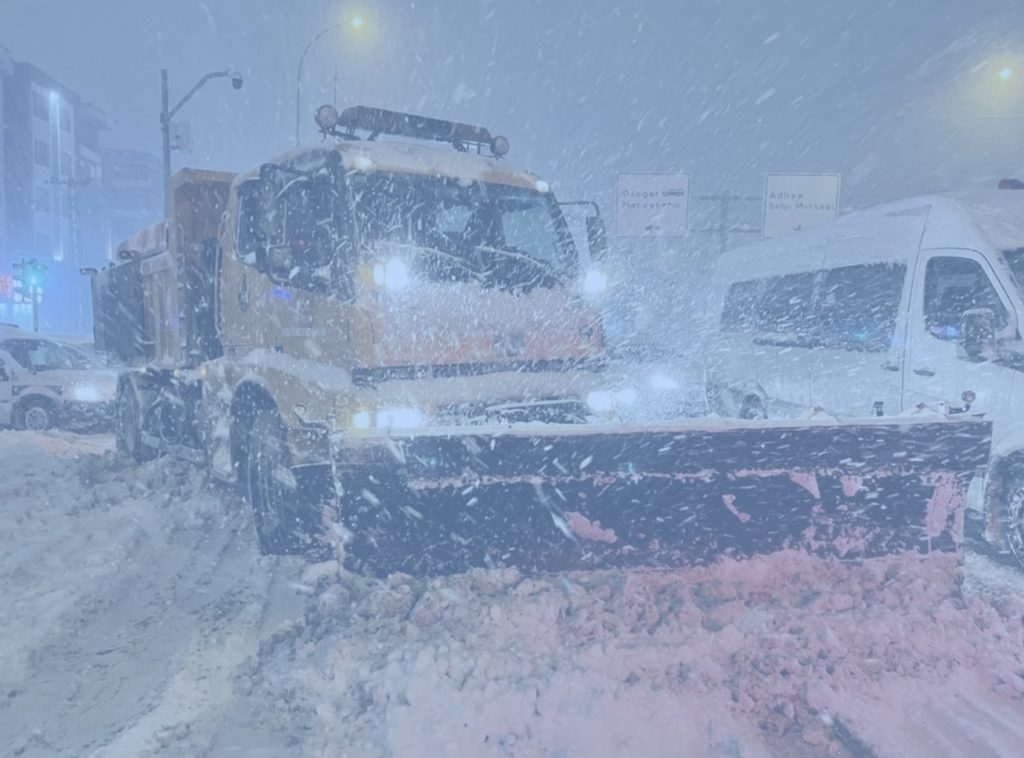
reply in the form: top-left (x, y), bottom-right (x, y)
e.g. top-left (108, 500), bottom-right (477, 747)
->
top-left (0, 328), bottom-right (118, 431)
top-left (705, 187), bottom-right (1024, 563)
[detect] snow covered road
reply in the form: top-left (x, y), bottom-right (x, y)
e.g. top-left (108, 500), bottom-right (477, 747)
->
top-left (1, 431), bottom-right (1023, 757)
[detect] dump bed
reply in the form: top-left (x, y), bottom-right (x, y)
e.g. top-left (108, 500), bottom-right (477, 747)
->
top-left (91, 169), bottom-right (235, 367)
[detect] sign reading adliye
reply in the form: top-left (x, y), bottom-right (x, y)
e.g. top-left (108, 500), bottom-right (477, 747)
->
top-left (762, 173), bottom-right (841, 239)
top-left (616, 174), bottom-right (689, 237)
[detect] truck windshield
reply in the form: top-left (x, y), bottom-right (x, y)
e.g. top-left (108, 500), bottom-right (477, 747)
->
top-left (349, 171), bottom-right (576, 290)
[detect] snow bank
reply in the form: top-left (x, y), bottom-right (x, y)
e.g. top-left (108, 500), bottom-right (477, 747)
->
top-left (248, 552), bottom-right (1024, 756)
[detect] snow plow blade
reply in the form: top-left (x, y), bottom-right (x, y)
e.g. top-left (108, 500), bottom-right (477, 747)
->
top-left (337, 418), bottom-right (991, 577)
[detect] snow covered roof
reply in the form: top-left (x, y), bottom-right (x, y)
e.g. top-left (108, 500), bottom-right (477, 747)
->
top-left (716, 190), bottom-right (1024, 282)
top-left (234, 140), bottom-right (544, 192)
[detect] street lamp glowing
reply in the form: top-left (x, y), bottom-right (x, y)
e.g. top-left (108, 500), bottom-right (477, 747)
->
top-left (351, 15), bottom-right (364, 30)
top-left (999, 67), bottom-right (1014, 82)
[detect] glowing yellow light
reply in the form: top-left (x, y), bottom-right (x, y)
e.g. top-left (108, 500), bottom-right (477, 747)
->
top-left (999, 67), bottom-right (1014, 82)
top-left (351, 15), bottom-right (364, 30)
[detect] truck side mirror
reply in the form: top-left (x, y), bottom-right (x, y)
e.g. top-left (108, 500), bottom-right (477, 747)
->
top-left (266, 245), bottom-right (295, 283)
top-left (586, 215), bottom-right (609, 261)
top-left (958, 307), bottom-right (996, 361)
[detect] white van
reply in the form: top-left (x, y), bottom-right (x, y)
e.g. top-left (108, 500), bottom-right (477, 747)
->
top-left (705, 188), bottom-right (1024, 564)
top-left (0, 327), bottom-right (117, 431)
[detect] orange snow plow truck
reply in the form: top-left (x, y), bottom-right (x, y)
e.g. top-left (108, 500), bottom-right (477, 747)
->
top-left (89, 105), bottom-right (991, 576)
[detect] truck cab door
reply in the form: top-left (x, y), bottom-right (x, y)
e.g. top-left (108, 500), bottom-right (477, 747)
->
top-left (906, 250), bottom-right (1019, 423)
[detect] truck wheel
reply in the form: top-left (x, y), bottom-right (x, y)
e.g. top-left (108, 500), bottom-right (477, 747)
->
top-left (246, 408), bottom-right (317, 554)
top-left (1003, 473), bottom-right (1024, 569)
top-left (16, 398), bottom-right (55, 431)
top-left (116, 384), bottom-right (156, 462)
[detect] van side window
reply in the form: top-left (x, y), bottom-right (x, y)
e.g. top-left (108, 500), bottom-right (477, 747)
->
top-left (756, 272), bottom-right (817, 337)
top-left (924, 257), bottom-right (1009, 341)
top-left (817, 263), bottom-right (905, 352)
top-left (236, 181), bottom-right (265, 267)
top-left (721, 280), bottom-right (763, 332)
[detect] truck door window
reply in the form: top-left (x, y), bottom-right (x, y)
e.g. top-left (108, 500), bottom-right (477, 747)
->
top-left (273, 176), bottom-right (338, 291)
top-left (924, 257), bottom-right (1009, 341)
top-left (817, 263), bottom-right (905, 351)
top-left (236, 181), bottom-right (265, 267)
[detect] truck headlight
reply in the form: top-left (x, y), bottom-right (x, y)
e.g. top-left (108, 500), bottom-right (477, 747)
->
top-left (580, 268), bottom-right (608, 296)
top-left (372, 258), bottom-right (412, 290)
top-left (586, 388), bottom-right (637, 416)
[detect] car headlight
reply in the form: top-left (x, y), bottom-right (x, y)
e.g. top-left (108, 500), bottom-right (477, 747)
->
top-left (71, 384), bottom-right (102, 402)
top-left (349, 407), bottom-right (426, 431)
top-left (376, 407), bottom-right (425, 429)
top-left (371, 258), bottom-right (412, 291)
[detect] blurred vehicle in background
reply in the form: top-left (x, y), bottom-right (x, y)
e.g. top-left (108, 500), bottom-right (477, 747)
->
top-left (0, 326), bottom-right (118, 432)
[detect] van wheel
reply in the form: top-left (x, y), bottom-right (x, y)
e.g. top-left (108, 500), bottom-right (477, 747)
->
top-left (116, 384), bottom-right (156, 462)
top-left (16, 398), bottom-right (55, 431)
top-left (1003, 473), bottom-right (1024, 569)
top-left (246, 408), bottom-right (318, 554)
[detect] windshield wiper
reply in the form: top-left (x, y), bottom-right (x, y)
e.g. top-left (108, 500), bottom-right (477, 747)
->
top-left (475, 245), bottom-right (558, 275)
top-left (378, 241), bottom-right (481, 277)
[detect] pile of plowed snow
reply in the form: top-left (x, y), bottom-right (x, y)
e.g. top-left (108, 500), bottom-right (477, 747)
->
top-left (246, 553), bottom-right (1024, 757)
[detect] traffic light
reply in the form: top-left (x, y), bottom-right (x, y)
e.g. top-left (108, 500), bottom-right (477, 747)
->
top-left (12, 258), bottom-right (48, 332)
top-left (12, 258), bottom-right (48, 295)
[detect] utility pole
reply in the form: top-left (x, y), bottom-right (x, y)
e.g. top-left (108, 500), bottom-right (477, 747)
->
top-left (160, 68), bottom-right (244, 216)
top-left (691, 193), bottom-right (761, 254)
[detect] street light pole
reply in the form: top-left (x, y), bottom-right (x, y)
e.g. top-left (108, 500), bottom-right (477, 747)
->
top-left (295, 25), bottom-right (342, 146)
top-left (295, 16), bottom-right (365, 145)
top-left (160, 68), bottom-right (243, 216)
top-left (161, 69), bottom-right (171, 215)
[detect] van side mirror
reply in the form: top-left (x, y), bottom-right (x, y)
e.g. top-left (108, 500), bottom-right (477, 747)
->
top-left (586, 216), bottom-right (609, 261)
top-left (958, 307), bottom-right (996, 361)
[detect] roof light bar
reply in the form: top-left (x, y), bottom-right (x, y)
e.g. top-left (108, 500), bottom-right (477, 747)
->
top-left (314, 104), bottom-right (510, 157)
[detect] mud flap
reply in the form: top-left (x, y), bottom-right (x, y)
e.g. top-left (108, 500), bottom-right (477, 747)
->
top-left (337, 419), bottom-right (991, 577)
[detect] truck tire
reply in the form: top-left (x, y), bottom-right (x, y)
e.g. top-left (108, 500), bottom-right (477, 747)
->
top-left (116, 383), bottom-right (156, 463)
top-left (1003, 472), bottom-right (1024, 569)
top-left (15, 398), bottom-right (56, 431)
top-left (246, 408), bottom-right (318, 554)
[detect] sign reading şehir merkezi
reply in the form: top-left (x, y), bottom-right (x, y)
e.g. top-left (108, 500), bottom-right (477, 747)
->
top-left (762, 173), bottom-right (841, 239)
top-left (616, 173), bottom-right (689, 238)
